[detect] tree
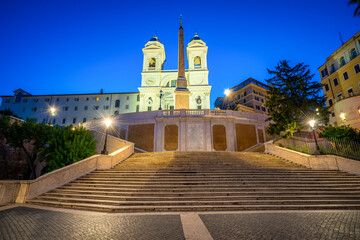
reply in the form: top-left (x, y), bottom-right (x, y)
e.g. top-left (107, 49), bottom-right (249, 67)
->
top-left (265, 60), bottom-right (329, 138)
top-left (348, 0), bottom-right (360, 17)
top-left (40, 125), bottom-right (96, 174)
top-left (319, 125), bottom-right (360, 142)
top-left (0, 108), bottom-right (18, 118)
top-left (0, 119), bottom-right (52, 179)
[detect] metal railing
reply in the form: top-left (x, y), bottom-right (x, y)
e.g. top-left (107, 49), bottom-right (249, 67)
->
top-left (275, 136), bottom-right (360, 160)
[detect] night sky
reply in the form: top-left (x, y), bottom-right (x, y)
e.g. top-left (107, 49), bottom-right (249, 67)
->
top-left (0, 0), bottom-right (358, 108)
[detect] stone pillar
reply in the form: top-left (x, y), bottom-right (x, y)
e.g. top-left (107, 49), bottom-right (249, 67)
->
top-left (175, 16), bottom-right (190, 109)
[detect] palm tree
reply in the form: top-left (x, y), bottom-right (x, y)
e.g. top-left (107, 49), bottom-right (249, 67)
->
top-left (348, 0), bottom-right (360, 17)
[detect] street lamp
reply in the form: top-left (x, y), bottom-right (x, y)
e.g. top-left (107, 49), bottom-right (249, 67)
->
top-left (224, 89), bottom-right (231, 110)
top-left (309, 119), bottom-right (320, 152)
top-left (48, 107), bottom-right (56, 125)
top-left (101, 118), bottom-right (112, 155)
top-left (159, 90), bottom-right (163, 110)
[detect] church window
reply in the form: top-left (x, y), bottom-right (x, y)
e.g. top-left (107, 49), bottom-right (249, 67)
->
top-left (114, 111), bottom-right (119, 115)
top-left (104, 105), bottom-right (109, 110)
top-left (166, 82), bottom-right (169, 87)
top-left (137, 95), bottom-right (140, 101)
top-left (197, 105), bottom-right (202, 109)
top-left (126, 96), bottom-right (129, 100)
top-left (15, 93), bottom-right (23, 103)
top-left (115, 100), bottom-right (120, 108)
top-left (170, 106), bottom-right (174, 110)
top-left (149, 58), bottom-right (156, 69)
top-left (171, 80), bottom-right (176, 87)
top-left (147, 106), bottom-right (152, 111)
top-left (340, 57), bottom-right (346, 67)
top-left (194, 56), bottom-right (201, 68)
top-left (136, 105), bottom-right (139, 112)
top-left (194, 56), bottom-right (201, 69)
top-left (125, 105), bottom-right (129, 110)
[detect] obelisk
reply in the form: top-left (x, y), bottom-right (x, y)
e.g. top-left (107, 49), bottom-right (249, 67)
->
top-left (174, 15), bottom-right (190, 109)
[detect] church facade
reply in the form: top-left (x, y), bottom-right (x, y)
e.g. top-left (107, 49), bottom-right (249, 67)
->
top-left (138, 34), bottom-right (211, 111)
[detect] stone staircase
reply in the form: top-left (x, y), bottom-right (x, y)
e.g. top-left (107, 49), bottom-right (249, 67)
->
top-left (27, 152), bottom-right (360, 212)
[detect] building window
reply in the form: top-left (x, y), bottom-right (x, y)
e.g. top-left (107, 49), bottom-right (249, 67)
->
top-left (56, 98), bottom-right (59, 102)
top-left (348, 88), bottom-right (354, 96)
top-left (261, 98), bottom-right (264, 103)
top-left (74, 106), bottom-right (78, 111)
top-left (33, 98), bottom-right (38, 102)
top-left (72, 118), bottom-right (76, 124)
top-left (170, 106), bottom-right (174, 110)
top-left (74, 98), bottom-right (79, 101)
top-left (66, 98), bottom-right (69, 102)
top-left (321, 68), bottom-right (328, 78)
top-left (343, 72), bottom-right (349, 80)
top-left (136, 105), bottom-right (139, 112)
top-left (63, 106), bottom-right (68, 111)
top-left (330, 64), bottom-right (336, 74)
top-left (126, 96), bottom-right (129, 100)
top-left (125, 105), bottom-right (129, 110)
top-left (45, 98), bottom-right (50, 102)
top-left (197, 105), bottom-right (202, 109)
top-left (324, 83), bottom-right (330, 91)
top-left (355, 64), bottom-right (360, 74)
top-left (331, 112), bottom-right (335, 117)
top-left (194, 56), bottom-right (201, 69)
top-left (52, 119), bottom-right (56, 125)
top-left (244, 99), bottom-right (247, 104)
top-left (261, 106), bottom-right (266, 112)
top-left (340, 57), bottom-right (346, 67)
top-left (4, 99), bottom-right (10, 103)
top-left (62, 118), bottom-right (66, 124)
top-left (149, 58), bottom-right (156, 69)
top-left (115, 100), bottom-right (120, 108)
top-left (137, 95), bottom-right (140, 101)
top-left (171, 80), bottom-right (176, 87)
top-left (42, 119), bottom-right (46, 124)
top-left (337, 93), bottom-right (342, 101)
top-left (328, 99), bottom-right (333, 107)
top-left (94, 106), bottom-right (99, 110)
top-left (23, 99), bottom-right (27, 103)
top-left (22, 107), bottom-right (25, 112)
top-left (244, 91), bottom-right (247, 96)
top-left (96, 97), bottom-right (99, 101)
top-left (84, 106), bottom-right (88, 110)
top-left (350, 48), bottom-right (358, 60)
top-left (83, 118), bottom-right (86, 123)
top-left (333, 78), bottom-right (339, 86)
top-left (32, 107), bottom-right (37, 112)
top-left (255, 96), bottom-right (260, 101)
top-left (106, 97), bottom-right (109, 101)
top-left (147, 106), bottom-right (152, 111)
top-left (256, 105), bottom-right (260, 110)
top-left (114, 111), bottom-right (119, 115)
top-left (104, 106), bottom-right (109, 110)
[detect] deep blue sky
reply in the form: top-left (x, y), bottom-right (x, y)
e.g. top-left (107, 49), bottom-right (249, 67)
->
top-left (0, 0), bottom-right (358, 108)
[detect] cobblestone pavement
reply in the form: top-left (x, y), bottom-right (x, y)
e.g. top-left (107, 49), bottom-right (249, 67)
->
top-left (0, 207), bottom-right (184, 240)
top-left (200, 211), bottom-right (360, 240)
top-left (1, 206), bottom-right (360, 240)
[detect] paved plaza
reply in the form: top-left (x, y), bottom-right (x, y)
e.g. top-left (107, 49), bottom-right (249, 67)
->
top-left (0, 205), bottom-right (359, 240)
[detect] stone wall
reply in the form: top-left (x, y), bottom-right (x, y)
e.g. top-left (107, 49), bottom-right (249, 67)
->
top-left (127, 124), bottom-right (154, 152)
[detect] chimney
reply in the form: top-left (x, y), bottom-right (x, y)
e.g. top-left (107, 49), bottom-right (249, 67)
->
top-left (100, 89), bottom-right (103, 94)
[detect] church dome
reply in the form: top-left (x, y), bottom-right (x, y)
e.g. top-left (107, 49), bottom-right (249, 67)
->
top-left (190, 33), bottom-right (201, 41)
top-left (149, 35), bottom-right (161, 43)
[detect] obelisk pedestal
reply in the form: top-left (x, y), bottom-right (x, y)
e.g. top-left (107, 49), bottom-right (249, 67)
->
top-left (174, 16), bottom-right (190, 110)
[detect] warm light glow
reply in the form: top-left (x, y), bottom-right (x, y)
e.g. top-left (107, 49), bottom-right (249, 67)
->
top-left (50, 107), bottom-right (56, 115)
top-left (340, 113), bottom-right (346, 122)
top-left (224, 89), bottom-right (230, 96)
top-left (309, 120), bottom-right (316, 128)
top-left (104, 118), bottom-right (112, 128)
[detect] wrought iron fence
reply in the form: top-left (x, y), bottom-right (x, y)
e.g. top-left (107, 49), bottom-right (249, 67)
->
top-left (275, 137), bottom-right (360, 161)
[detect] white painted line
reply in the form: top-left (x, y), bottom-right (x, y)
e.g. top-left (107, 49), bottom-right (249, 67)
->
top-left (181, 213), bottom-right (213, 240)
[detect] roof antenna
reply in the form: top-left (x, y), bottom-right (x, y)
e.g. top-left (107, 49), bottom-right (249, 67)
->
top-left (154, 30), bottom-right (157, 37)
top-left (339, 32), bottom-right (344, 45)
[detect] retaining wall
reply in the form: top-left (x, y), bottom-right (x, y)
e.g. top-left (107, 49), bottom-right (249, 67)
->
top-left (265, 141), bottom-right (360, 176)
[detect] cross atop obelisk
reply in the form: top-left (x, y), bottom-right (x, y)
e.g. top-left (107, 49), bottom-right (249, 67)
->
top-left (174, 15), bottom-right (190, 109)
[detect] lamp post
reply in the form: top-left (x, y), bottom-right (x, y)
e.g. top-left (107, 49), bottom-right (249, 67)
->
top-left (224, 89), bottom-right (231, 110)
top-left (159, 90), bottom-right (163, 110)
top-left (48, 107), bottom-right (56, 125)
top-left (101, 118), bottom-right (112, 155)
top-left (309, 119), bottom-right (320, 152)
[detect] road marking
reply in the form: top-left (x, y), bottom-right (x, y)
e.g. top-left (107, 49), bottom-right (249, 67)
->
top-left (180, 212), bottom-right (213, 240)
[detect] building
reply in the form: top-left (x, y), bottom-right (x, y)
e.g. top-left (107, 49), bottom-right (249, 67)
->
top-left (138, 33), bottom-right (211, 111)
top-left (318, 30), bottom-right (360, 128)
top-left (0, 88), bottom-right (139, 125)
top-left (0, 27), bottom-right (213, 124)
top-left (214, 78), bottom-right (269, 114)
